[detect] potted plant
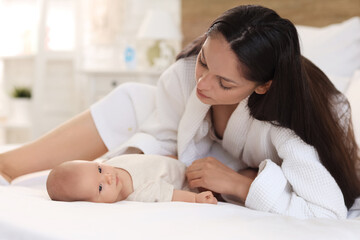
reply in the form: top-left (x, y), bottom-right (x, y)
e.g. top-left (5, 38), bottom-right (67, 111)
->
top-left (12, 87), bottom-right (32, 99)
top-left (9, 86), bottom-right (32, 125)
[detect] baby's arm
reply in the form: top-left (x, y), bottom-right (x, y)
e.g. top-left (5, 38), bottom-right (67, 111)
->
top-left (172, 190), bottom-right (217, 204)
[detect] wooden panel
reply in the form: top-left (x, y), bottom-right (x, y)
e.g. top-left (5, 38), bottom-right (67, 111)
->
top-left (182, 0), bottom-right (360, 46)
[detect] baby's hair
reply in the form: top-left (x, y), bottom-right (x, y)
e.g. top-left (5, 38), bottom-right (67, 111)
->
top-left (46, 162), bottom-right (81, 202)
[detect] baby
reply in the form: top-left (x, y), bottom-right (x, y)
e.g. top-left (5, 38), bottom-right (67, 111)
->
top-left (46, 154), bottom-right (217, 204)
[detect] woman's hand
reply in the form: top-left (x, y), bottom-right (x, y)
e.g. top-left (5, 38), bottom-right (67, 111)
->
top-left (186, 157), bottom-right (256, 202)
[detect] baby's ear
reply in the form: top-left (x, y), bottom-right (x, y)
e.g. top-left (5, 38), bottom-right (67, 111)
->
top-left (254, 80), bottom-right (272, 94)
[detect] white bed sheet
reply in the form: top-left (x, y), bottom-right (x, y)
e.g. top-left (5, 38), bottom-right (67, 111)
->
top-left (1, 177), bottom-right (360, 240)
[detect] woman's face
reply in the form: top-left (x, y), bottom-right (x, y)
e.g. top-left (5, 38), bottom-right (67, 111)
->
top-left (195, 34), bottom-right (262, 106)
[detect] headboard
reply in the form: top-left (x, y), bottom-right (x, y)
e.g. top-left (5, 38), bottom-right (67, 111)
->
top-left (181, 0), bottom-right (360, 46)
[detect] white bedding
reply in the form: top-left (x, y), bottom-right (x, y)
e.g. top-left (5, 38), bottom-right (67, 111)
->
top-left (0, 170), bottom-right (360, 240)
top-left (0, 188), bottom-right (359, 240)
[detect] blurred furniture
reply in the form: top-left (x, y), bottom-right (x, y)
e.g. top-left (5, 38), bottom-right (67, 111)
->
top-left (137, 9), bottom-right (182, 70)
top-left (80, 67), bottom-right (161, 106)
top-left (0, 0), bottom-right (80, 143)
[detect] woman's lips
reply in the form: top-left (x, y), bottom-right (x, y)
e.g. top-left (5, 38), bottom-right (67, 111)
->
top-left (197, 89), bottom-right (210, 98)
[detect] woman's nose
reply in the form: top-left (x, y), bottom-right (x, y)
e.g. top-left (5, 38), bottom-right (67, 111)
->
top-left (197, 73), bottom-right (212, 90)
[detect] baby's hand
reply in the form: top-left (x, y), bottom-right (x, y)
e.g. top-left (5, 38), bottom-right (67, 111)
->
top-left (195, 191), bottom-right (218, 204)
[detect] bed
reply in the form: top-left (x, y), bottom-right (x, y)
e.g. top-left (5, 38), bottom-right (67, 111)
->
top-left (1, 16), bottom-right (360, 240)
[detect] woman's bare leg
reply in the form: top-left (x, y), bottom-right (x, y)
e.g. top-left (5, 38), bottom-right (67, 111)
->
top-left (0, 110), bottom-right (107, 181)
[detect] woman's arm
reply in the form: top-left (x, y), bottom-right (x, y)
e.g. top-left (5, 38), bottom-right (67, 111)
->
top-left (186, 128), bottom-right (348, 219)
top-left (172, 190), bottom-right (217, 204)
top-left (186, 157), bottom-right (255, 202)
top-left (0, 110), bottom-right (107, 181)
top-left (244, 127), bottom-right (348, 219)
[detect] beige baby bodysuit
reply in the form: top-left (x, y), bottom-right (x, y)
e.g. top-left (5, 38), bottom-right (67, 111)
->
top-left (105, 154), bottom-right (188, 202)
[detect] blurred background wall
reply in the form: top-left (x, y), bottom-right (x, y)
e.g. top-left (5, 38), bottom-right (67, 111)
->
top-left (0, 0), bottom-right (359, 144)
top-left (182, 0), bottom-right (360, 46)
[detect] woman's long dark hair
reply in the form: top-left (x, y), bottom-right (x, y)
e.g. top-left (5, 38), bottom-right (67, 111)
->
top-left (177, 5), bottom-right (360, 208)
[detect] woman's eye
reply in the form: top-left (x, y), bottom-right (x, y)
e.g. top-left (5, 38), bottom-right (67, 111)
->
top-left (198, 56), bottom-right (207, 68)
top-left (98, 166), bottom-right (102, 173)
top-left (99, 184), bottom-right (103, 192)
top-left (218, 78), bottom-right (232, 90)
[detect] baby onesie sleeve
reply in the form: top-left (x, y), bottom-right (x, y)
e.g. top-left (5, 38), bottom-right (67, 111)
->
top-left (126, 179), bottom-right (174, 202)
top-left (245, 127), bottom-right (348, 219)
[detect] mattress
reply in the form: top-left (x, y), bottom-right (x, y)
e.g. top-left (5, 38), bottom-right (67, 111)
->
top-left (0, 170), bottom-right (360, 240)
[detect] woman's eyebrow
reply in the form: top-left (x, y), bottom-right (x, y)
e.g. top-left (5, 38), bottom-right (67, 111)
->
top-left (201, 48), bottom-right (238, 84)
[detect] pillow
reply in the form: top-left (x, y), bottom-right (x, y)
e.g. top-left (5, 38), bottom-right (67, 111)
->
top-left (296, 17), bottom-right (360, 78)
top-left (345, 70), bottom-right (360, 145)
top-left (10, 170), bottom-right (50, 191)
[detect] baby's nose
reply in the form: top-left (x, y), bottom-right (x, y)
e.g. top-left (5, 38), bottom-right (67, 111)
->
top-left (105, 173), bottom-right (112, 184)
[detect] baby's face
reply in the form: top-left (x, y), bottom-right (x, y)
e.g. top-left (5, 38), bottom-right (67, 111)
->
top-left (65, 161), bottom-right (125, 203)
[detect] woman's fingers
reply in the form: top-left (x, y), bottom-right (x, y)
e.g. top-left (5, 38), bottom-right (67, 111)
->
top-left (186, 169), bottom-right (203, 180)
top-left (187, 178), bottom-right (204, 189)
top-left (186, 157), bottom-right (255, 200)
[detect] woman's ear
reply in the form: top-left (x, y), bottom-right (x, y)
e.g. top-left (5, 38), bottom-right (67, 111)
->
top-left (254, 80), bottom-right (272, 94)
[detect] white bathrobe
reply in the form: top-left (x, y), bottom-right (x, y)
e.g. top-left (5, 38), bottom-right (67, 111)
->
top-left (91, 56), bottom-right (347, 219)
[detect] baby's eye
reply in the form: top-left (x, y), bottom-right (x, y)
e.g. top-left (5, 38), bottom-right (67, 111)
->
top-left (98, 166), bottom-right (102, 173)
top-left (99, 184), bottom-right (103, 192)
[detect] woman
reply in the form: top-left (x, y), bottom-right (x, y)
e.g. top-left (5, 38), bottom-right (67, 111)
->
top-left (0, 5), bottom-right (358, 219)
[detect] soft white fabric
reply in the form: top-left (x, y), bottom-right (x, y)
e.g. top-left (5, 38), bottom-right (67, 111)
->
top-left (296, 17), bottom-right (360, 78)
top-left (105, 154), bottom-right (188, 202)
top-left (345, 70), bottom-right (360, 146)
top-left (11, 170), bottom-right (50, 191)
top-left (91, 57), bottom-right (347, 219)
top-left (349, 197), bottom-right (360, 219)
top-left (91, 82), bottom-right (156, 151)
top-left (1, 185), bottom-right (360, 240)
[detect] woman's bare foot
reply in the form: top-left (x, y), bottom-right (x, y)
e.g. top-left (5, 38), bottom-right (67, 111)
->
top-left (0, 162), bottom-right (12, 184)
top-left (0, 172), bottom-right (11, 185)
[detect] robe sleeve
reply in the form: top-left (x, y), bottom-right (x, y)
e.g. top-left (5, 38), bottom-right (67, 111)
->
top-left (106, 58), bottom-right (194, 158)
top-left (245, 127), bottom-right (348, 219)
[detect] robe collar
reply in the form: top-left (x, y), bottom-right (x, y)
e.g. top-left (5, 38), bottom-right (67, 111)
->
top-left (178, 88), bottom-right (210, 164)
top-left (178, 88), bottom-right (252, 164)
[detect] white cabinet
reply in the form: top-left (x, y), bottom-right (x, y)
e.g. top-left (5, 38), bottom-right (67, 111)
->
top-left (0, 0), bottom-right (80, 143)
top-left (80, 69), bottom-right (161, 108)
top-left (0, 0), bottom-right (181, 144)
top-left (31, 0), bottom-right (80, 138)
